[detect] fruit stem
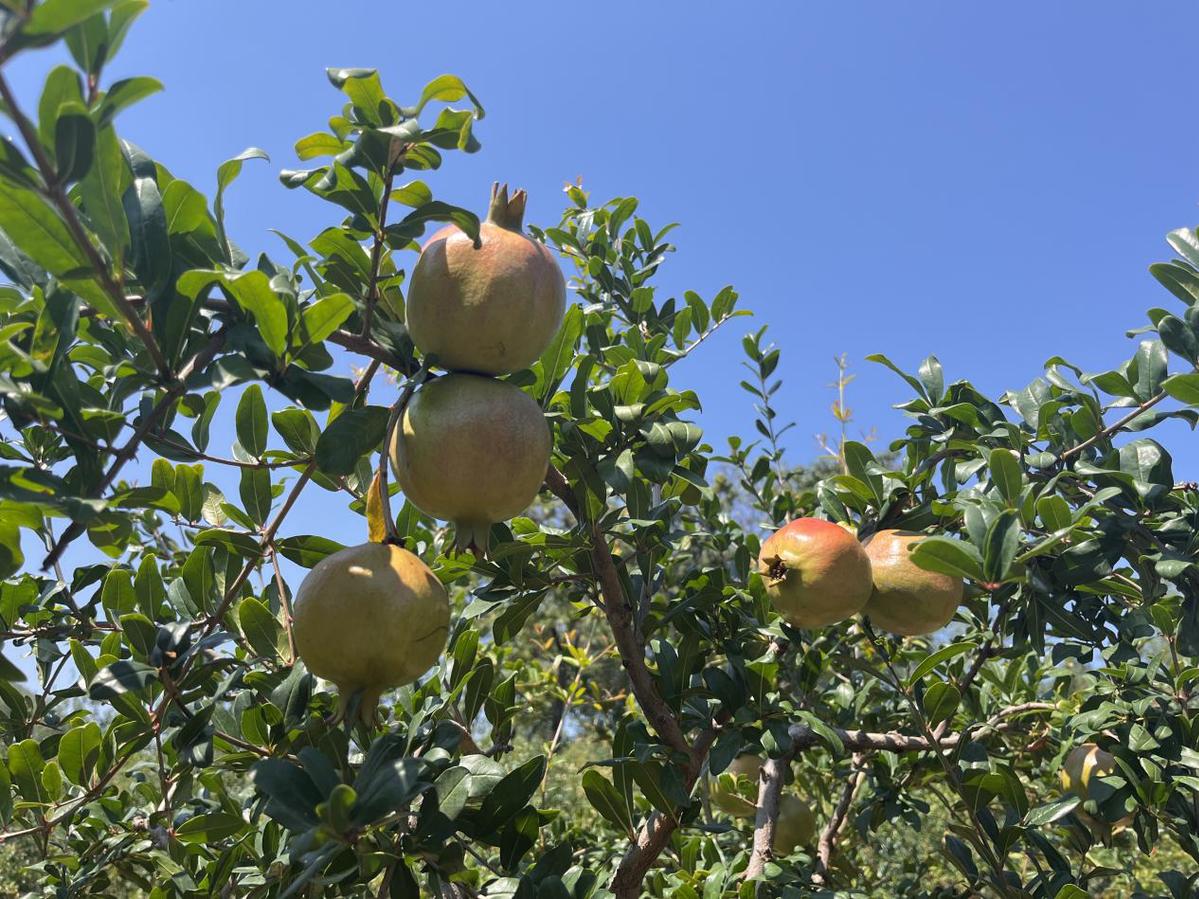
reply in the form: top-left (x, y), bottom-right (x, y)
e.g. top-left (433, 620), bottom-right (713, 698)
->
top-left (486, 181), bottom-right (528, 231)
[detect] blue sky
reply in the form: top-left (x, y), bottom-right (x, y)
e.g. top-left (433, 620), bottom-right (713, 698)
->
top-left (6, 2), bottom-right (1199, 594)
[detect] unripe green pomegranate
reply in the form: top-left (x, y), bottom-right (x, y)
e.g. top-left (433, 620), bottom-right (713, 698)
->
top-left (389, 373), bottom-right (551, 553)
top-left (759, 518), bottom-right (873, 628)
top-left (860, 530), bottom-right (963, 636)
top-left (773, 795), bottom-right (816, 855)
top-left (710, 754), bottom-right (762, 818)
top-left (292, 542), bottom-right (449, 725)
top-left (406, 183), bottom-right (566, 375)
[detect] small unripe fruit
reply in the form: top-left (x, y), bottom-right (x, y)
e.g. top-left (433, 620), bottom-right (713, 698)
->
top-left (292, 542), bottom-right (450, 725)
top-left (860, 530), bottom-right (963, 636)
top-left (759, 518), bottom-right (873, 628)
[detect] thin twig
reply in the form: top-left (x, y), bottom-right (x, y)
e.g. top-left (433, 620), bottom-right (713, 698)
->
top-left (361, 166), bottom-right (397, 340)
top-left (1059, 390), bottom-right (1168, 461)
top-left (813, 754), bottom-right (867, 884)
top-left (269, 550), bottom-right (297, 664)
top-left (543, 464), bottom-right (689, 755)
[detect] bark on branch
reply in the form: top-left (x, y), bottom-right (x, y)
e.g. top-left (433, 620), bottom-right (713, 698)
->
top-left (743, 755), bottom-right (788, 880)
top-left (543, 465), bottom-right (689, 754)
top-left (813, 755), bottom-right (867, 884)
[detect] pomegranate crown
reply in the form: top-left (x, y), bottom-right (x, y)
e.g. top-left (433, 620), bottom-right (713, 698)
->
top-left (486, 181), bottom-right (528, 231)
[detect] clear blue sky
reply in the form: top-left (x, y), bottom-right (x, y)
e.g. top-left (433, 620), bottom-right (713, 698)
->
top-left (6, 1), bottom-right (1199, 580)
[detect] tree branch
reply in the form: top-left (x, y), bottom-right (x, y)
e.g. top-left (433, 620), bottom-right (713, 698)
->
top-left (744, 755), bottom-right (788, 880)
top-left (813, 754), bottom-right (867, 884)
top-left (543, 464), bottom-right (689, 754)
top-left (1059, 389), bottom-right (1168, 461)
top-left (609, 720), bottom-right (724, 899)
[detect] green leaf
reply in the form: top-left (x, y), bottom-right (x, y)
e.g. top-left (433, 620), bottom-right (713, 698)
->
top-left (581, 770), bottom-right (632, 834)
top-left (95, 76), bottom-right (163, 125)
top-left (472, 756), bottom-right (546, 835)
top-left (89, 659), bottom-right (156, 700)
top-left (277, 535), bottom-right (344, 568)
top-left (1025, 796), bottom-right (1080, 826)
top-left (239, 466), bottom-right (272, 526)
top-left (178, 269), bottom-right (288, 356)
top-left (1162, 372), bottom-right (1199, 405)
top-left (236, 384), bottom-right (268, 457)
top-left (982, 509), bottom-right (1020, 583)
top-left (326, 68), bottom-right (392, 126)
top-left (1053, 886), bottom-right (1088, 899)
top-left (315, 406), bottom-right (389, 477)
top-left (300, 293), bottom-right (355, 346)
top-left (988, 448), bottom-right (1022, 506)
top-left (351, 757), bottom-right (427, 826)
top-left (119, 612), bottom-right (157, 657)
top-left (25, 0), bottom-right (116, 36)
top-left (407, 73), bottom-right (485, 119)
top-left (1151, 261), bottom-right (1199, 305)
top-left (6, 740), bottom-right (44, 804)
top-left (908, 642), bottom-right (975, 686)
top-left (390, 180), bottom-right (432, 207)
top-left (272, 407), bottom-right (319, 455)
top-left (58, 722), bottom-right (102, 786)
top-left (239, 597), bottom-right (281, 661)
top-left (53, 101), bottom-right (95, 183)
top-left (174, 811), bottom-right (246, 844)
top-left (923, 680), bottom-right (960, 725)
top-left (64, 11), bottom-right (108, 73)
top-left (0, 180), bottom-right (112, 314)
top-left (393, 201), bottom-right (480, 244)
top-left (535, 304), bottom-right (583, 402)
top-left (79, 125), bottom-right (130, 257)
top-left (214, 147), bottom-right (268, 261)
top-left (908, 536), bottom-right (983, 581)
top-left (101, 568), bottom-right (136, 618)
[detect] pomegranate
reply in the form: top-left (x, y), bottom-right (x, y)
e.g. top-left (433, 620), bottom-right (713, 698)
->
top-left (773, 795), bottom-right (816, 855)
top-left (1060, 742), bottom-right (1135, 831)
top-left (710, 754), bottom-right (763, 818)
top-left (860, 530), bottom-right (963, 636)
top-left (292, 542), bottom-right (449, 725)
top-left (758, 518), bottom-right (873, 628)
top-left (389, 373), bottom-right (551, 553)
top-left (406, 183), bottom-right (566, 375)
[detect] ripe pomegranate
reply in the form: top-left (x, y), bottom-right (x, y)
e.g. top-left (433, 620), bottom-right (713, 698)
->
top-left (860, 530), bottom-right (963, 636)
top-left (389, 373), bottom-right (551, 553)
top-left (758, 518), bottom-right (873, 628)
top-left (406, 183), bottom-right (566, 375)
top-left (292, 542), bottom-right (449, 725)
top-left (710, 754), bottom-right (763, 818)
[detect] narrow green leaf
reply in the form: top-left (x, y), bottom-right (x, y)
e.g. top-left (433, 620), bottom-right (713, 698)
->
top-left (236, 384), bottom-right (268, 457)
top-left (908, 642), bottom-right (975, 686)
top-left (238, 597), bottom-right (281, 661)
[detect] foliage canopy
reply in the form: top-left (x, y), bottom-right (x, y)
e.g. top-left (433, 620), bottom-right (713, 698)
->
top-left (2, 4), bottom-right (1199, 899)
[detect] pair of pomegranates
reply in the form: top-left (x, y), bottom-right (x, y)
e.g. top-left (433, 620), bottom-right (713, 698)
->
top-left (291, 185), bottom-right (565, 723)
top-left (758, 519), bottom-right (964, 636)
